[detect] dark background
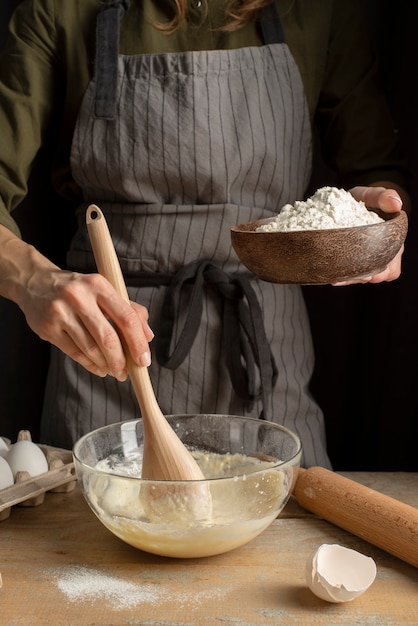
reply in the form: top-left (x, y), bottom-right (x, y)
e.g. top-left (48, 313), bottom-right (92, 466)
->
top-left (1, 0), bottom-right (417, 470)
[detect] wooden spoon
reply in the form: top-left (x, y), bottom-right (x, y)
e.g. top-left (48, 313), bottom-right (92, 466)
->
top-left (85, 204), bottom-right (209, 489)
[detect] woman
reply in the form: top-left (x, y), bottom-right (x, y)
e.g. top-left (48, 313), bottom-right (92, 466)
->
top-left (0, 0), bottom-right (409, 466)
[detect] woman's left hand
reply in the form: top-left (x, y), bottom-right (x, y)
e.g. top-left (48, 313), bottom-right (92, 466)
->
top-left (333, 185), bottom-right (407, 286)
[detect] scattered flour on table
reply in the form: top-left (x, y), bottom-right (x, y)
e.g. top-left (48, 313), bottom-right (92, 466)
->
top-left (49, 565), bottom-right (229, 610)
top-left (257, 186), bottom-right (384, 232)
top-left (52, 566), bottom-right (155, 609)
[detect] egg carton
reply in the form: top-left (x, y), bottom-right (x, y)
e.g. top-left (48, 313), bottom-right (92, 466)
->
top-left (0, 432), bottom-right (76, 521)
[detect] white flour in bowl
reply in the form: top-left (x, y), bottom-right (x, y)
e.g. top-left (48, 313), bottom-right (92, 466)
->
top-left (257, 186), bottom-right (384, 232)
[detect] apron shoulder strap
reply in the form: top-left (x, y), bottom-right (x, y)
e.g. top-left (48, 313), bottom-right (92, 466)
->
top-left (94, 0), bottom-right (130, 119)
top-left (260, 2), bottom-right (285, 45)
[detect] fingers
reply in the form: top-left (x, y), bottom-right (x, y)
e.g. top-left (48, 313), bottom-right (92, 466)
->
top-left (54, 327), bottom-right (117, 379)
top-left (337, 186), bottom-right (406, 287)
top-left (332, 246), bottom-right (404, 286)
top-left (332, 275), bottom-right (374, 287)
top-left (378, 191), bottom-right (403, 213)
top-left (93, 290), bottom-right (154, 369)
top-left (60, 304), bottom-right (153, 380)
top-left (74, 311), bottom-right (130, 380)
top-left (29, 271), bottom-right (154, 379)
top-left (349, 186), bottom-right (404, 214)
top-left (40, 297), bottom-right (130, 380)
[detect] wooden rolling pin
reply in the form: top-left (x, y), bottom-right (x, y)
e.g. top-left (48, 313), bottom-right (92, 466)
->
top-left (293, 466), bottom-right (418, 568)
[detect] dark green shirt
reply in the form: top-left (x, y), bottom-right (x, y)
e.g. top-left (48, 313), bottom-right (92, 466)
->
top-left (0, 0), bottom-right (408, 236)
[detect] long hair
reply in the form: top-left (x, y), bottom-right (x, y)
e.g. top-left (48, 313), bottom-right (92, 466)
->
top-left (156, 0), bottom-right (280, 34)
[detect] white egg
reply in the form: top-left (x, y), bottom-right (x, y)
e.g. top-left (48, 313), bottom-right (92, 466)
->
top-left (5, 440), bottom-right (49, 479)
top-left (0, 455), bottom-right (14, 489)
top-left (305, 543), bottom-right (377, 603)
top-left (0, 437), bottom-right (9, 458)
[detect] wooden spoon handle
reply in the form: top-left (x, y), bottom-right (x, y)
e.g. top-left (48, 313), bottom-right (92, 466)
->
top-left (293, 466), bottom-right (418, 568)
top-left (85, 204), bottom-right (206, 482)
top-left (86, 205), bottom-right (130, 303)
top-left (85, 204), bottom-right (164, 418)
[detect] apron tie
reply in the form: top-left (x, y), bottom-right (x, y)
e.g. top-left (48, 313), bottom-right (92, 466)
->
top-left (151, 260), bottom-right (278, 420)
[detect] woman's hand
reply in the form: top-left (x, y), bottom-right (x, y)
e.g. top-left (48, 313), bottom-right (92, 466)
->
top-left (23, 268), bottom-right (154, 380)
top-left (0, 226), bottom-right (153, 380)
top-left (333, 184), bottom-right (408, 286)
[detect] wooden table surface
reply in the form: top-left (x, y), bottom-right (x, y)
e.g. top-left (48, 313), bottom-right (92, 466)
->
top-left (1, 472), bottom-right (417, 625)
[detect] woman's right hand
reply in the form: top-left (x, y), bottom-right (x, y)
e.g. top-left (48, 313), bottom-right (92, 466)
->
top-left (0, 227), bottom-right (153, 380)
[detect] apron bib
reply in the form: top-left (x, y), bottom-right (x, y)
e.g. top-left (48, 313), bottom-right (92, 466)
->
top-left (41, 1), bottom-right (331, 468)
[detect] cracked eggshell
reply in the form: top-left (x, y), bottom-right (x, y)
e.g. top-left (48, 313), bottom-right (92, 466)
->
top-left (5, 440), bottom-right (48, 479)
top-left (305, 543), bottom-right (377, 603)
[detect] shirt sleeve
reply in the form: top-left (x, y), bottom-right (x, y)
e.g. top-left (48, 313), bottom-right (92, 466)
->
top-left (0, 0), bottom-right (62, 236)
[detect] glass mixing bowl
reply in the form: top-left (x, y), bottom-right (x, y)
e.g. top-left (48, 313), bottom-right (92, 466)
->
top-left (73, 414), bottom-right (302, 558)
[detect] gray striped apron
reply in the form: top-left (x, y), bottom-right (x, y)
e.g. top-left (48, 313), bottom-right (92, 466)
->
top-left (40, 0), bottom-right (331, 468)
